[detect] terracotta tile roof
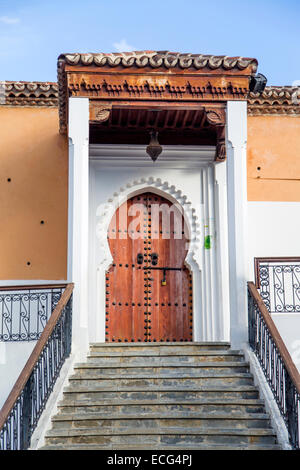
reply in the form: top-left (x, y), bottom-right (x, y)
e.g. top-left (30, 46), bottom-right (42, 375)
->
top-left (248, 86), bottom-right (300, 115)
top-left (0, 81), bottom-right (58, 106)
top-left (58, 50), bottom-right (258, 72)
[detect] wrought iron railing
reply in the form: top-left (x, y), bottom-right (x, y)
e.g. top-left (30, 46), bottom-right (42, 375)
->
top-left (255, 257), bottom-right (300, 313)
top-left (248, 281), bottom-right (300, 449)
top-left (0, 283), bottom-right (74, 450)
top-left (0, 284), bottom-right (66, 341)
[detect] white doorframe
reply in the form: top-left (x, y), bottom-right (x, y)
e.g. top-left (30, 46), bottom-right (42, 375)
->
top-left (68, 97), bottom-right (90, 359)
top-left (88, 147), bottom-right (227, 344)
top-left (226, 100), bottom-right (248, 349)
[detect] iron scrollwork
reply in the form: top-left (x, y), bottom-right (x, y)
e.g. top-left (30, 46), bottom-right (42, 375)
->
top-left (0, 287), bottom-right (64, 342)
top-left (257, 260), bottom-right (300, 313)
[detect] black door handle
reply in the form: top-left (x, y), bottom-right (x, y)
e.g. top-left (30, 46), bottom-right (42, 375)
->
top-left (137, 253), bottom-right (144, 265)
top-left (151, 253), bottom-right (158, 265)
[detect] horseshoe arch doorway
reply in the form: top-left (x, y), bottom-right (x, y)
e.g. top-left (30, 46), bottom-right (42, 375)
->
top-left (105, 191), bottom-right (193, 342)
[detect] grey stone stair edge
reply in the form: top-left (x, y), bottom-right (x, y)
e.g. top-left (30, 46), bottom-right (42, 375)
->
top-left (87, 351), bottom-right (243, 357)
top-left (45, 427), bottom-right (276, 437)
top-left (90, 342), bottom-right (231, 347)
top-left (40, 443), bottom-right (282, 450)
top-left (51, 412), bottom-right (270, 421)
top-left (73, 361), bottom-right (250, 369)
top-left (63, 385), bottom-right (259, 392)
top-left (68, 373), bottom-right (253, 381)
top-left (58, 398), bottom-right (265, 406)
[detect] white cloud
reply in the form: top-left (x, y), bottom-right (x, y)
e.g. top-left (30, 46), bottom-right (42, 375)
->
top-left (0, 16), bottom-right (20, 25)
top-left (113, 38), bottom-right (136, 53)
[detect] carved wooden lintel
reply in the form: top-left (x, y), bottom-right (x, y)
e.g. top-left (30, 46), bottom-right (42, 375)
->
top-left (215, 126), bottom-right (226, 162)
top-left (69, 74), bottom-right (249, 102)
top-left (204, 107), bottom-right (225, 126)
top-left (90, 102), bottom-right (112, 123)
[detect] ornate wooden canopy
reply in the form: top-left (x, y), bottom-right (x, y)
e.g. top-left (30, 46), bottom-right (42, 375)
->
top-left (57, 51), bottom-right (258, 161)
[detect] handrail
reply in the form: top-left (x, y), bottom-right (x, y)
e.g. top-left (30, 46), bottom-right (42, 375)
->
top-left (248, 281), bottom-right (300, 394)
top-left (0, 283), bottom-right (67, 291)
top-left (0, 283), bottom-right (74, 449)
top-left (248, 281), bottom-right (300, 448)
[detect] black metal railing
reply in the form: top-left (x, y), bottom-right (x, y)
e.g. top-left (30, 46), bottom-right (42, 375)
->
top-left (248, 281), bottom-right (300, 449)
top-left (0, 284), bottom-right (73, 450)
top-left (255, 257), bottom-right (300, 313)
top-left (0, 284), bottom-right (66, 341)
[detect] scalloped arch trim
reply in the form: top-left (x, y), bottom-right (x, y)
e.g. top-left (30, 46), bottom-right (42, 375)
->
top-left (96, 176), bottom-right (201, 268)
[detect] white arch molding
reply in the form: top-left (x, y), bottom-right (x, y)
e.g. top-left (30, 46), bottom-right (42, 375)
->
top-left (94, 176), bottom-right (205, 343)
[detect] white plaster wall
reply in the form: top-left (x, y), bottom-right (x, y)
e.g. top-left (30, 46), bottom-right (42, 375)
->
top-left (0, 341), bottom-right (36, 409)
top-left (247, 202), bottom-right (300, 280)
top-left (272, 315), bottom-right (300, 372)
top-left (247, 201), bottom-right (300, 371)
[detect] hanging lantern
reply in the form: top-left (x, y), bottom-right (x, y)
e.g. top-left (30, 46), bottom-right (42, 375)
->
top-left (146, 131), bottom-right (162, 162)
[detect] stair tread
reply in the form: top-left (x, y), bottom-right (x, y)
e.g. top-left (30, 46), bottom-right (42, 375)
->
top-left (90, 342), bottom-right (231, 347)
top-left (88, 351), bottom-right (242, 357)
top-left (74, 361), bottom-right (249, 369)
top-left (64, 385), bottom-right (259, 392)
top-left (40, 443), bottom-right (281, 450)
top-left (69, 372), bottom-right (253, 379)
top-left (46, 426), bottom-right (276, 437)
top-left (52, 412), bottom-right (270, 421)
top-left (59, 398), bottom-right (265, 406)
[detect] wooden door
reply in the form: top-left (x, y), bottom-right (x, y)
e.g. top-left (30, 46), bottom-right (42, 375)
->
top-left (105, 192), bottom-right (192, 342)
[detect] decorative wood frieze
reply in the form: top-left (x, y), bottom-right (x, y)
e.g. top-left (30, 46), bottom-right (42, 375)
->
top-left (68, 75), bottom-right (249, 101)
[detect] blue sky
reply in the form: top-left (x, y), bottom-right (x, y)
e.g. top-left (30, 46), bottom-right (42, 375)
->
top-left (0, 0), bottom-right (299, 85)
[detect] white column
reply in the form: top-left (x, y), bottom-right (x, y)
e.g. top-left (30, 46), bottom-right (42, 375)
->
top-left (214, 160), bottom-right (231, 342)
top-left (226, 101), bottom-right (248, 349)
top-left (68, 97), bottom-right (89, 360)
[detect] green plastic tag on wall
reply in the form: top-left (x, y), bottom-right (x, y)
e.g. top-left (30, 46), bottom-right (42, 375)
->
top-left (204, 235), bottom-right (211, 250)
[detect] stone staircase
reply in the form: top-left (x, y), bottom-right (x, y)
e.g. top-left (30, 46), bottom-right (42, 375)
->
top-left (41, 342), bottom-right (280, 450)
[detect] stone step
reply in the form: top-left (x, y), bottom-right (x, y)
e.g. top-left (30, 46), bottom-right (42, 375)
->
top-left (57, 400), bottom-right (266, 415)
top-left (39, 342), bottom-right (279, 451)
top-left (87, 351), bottom-right (244, 363)
top-left (62, 385), bottom-right (260, 400)
top-left (89, 342), bottom-right (231, 353)
top-left (44, 426), bottom-right (276, 446)
top-left (67, 373), bottom-right (254, 388)
top-left (40, 442), bottom-right (281, 450)
top-left (50, 412), bottom-right (271, 430)
top-left (72, 362), bottom-right (250, 377)
top-left (59, 395), bottom-right (264, 406)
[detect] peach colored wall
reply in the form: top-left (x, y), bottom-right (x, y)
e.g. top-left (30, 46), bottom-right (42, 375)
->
top-left (248, 115), bottom-right (300, 201)
top-left (0, 107), bottom-right (68, 280)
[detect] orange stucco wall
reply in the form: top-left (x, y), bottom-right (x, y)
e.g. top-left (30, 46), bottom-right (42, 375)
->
top-left (0, 107), bottom-right (68, 280)
top-left (248, 115), bottom-right (300, 201)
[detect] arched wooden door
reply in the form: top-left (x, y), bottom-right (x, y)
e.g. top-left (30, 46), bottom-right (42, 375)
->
top-left (105, 192), bottom-right (192, 342)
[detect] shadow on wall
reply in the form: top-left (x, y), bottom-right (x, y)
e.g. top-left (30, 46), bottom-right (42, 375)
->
top-left (0, 342), bottom-right (37, 409)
